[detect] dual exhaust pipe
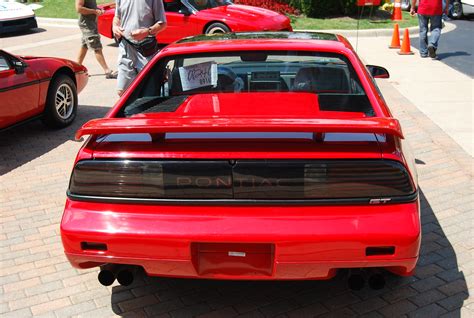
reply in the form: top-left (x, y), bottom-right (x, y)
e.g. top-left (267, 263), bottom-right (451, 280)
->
top-left (98, 266), bottom-right (385, 290)
top-left (348, 272), bottom-right (385, 291)
top-left (98, 265), bottom-right (135, 286)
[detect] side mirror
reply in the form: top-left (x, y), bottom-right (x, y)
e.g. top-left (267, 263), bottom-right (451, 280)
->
top-left (366, 65), bottom-right (390, 79)
top-left (179, 6), bottom-right (192, 16)
top-left (13, 60), bottom-right (27, 74)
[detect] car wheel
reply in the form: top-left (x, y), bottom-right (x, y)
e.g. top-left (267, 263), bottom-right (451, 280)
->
top-left (451, 1), bottom-right (463, 19)
top-left (42, 74), bottom-right (78, 128)
top-left (205, 22), bottom-right (230, 35)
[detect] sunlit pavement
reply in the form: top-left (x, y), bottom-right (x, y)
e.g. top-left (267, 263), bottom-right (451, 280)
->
top-left (1, 20), bottom-right (473, 317)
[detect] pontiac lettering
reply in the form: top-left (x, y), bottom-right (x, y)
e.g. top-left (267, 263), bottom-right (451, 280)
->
top-left (174, 177), bottom-right (289, 188)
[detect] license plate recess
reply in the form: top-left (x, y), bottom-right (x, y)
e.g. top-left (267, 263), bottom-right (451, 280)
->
top-left (191, 243), bottom-right (274, 277)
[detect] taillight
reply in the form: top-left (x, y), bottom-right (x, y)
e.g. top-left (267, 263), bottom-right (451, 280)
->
top-left (69, 160), bottom-right (232, 199)
top-left (69, 160), bottom-right (415, 202)
top-left (233, 160), bottom-right (414, 199)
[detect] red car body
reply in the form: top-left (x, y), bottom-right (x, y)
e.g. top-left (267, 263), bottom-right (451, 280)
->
top-left (0, 50), bottom-right (88, 130)
top-left (97, 1), bottom-right (292, 44)
top-left (61, 32), bottom-right (420, 283)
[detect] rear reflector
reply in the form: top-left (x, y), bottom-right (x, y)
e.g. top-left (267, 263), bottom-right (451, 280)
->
top-left (81, 242), bottom-right (107, 251)
top-left (366, 246), bottom-right (395, 256)
top-left (69, 159), bottom-right (415, 201)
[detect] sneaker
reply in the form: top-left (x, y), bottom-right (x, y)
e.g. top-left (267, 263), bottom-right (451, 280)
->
top-left (421, 54), bottom-right (428, 58)
top-left (428, 46), bottom-right (437, 59)
top-left (105, 70), bottom-right (118, 79)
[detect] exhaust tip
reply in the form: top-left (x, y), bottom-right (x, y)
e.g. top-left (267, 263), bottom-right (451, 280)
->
top-left (368, 274), bottom-right (385, 290)
top-left (117, 270), bottom-right (134, 286)
top-left (348, 274), bottom-right (365, 291)
top-left (98, 270), bottom-right (115, 286)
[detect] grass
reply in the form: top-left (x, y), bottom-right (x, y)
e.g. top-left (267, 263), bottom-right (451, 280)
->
top-left (31, 1), bottom-right (418, 30)
top-left (292, 11), bottom-right (418, 30)
top-left (30, 0), bottom-right (111, 19)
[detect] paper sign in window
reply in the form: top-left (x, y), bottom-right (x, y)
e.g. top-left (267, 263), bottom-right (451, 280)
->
top-left (179, 62), bottom-right (218, 91)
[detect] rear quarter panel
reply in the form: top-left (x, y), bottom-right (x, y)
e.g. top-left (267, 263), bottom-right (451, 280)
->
top-left (26, 57), bottom-right (87, 111)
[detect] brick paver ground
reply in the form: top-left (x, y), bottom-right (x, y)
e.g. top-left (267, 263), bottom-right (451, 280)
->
top-left (1, 39), bottom-right (473, 318)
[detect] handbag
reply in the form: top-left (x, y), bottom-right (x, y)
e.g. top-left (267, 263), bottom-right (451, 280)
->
top-left (123, 36), bottom-right (159, 58)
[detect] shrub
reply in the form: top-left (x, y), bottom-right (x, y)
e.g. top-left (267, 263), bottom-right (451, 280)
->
top-left (233, 0), bottom-right (300, 15)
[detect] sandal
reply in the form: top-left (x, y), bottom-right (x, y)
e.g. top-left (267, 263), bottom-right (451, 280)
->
top-left (105, 70), bottom-right (118, 79)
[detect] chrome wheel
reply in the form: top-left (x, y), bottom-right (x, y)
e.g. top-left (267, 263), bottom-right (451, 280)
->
top-left (452, 1), bottom-right (463, 18)
top-left (205, 23), bottom-right (230, 35)
top-left (208, 27), bottom-right (226, 34)
top-left (55, 83), bottom-right (74, 120)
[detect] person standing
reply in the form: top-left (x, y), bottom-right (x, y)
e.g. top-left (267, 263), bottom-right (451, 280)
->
top-left (411, 0), bottom-right (449, 59)
top-left (76, 0), bottom-right (117, 78)
top-left (112, 0), bottom-right (167, 96)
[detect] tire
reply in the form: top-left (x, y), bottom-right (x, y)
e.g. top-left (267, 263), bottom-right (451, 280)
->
top-left (451, 1), bottom-right (463, 19)
top-left (205, 22), bottom-right (230, 35)
top-left (42, 74), bottom-right (78, 129)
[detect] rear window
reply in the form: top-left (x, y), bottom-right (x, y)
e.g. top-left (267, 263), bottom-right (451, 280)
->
top-left (121, 51), bottom-right (374, 117)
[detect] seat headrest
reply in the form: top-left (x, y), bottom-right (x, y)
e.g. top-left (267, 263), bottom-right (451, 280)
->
top-left (294, 66), bottom-right (350, 93)
top-left (294, 67), bottom-right (320, 92)
top-left (170, 69), bottom-right (183, 95)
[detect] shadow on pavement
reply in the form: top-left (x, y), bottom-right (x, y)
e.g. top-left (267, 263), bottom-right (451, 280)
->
top-left (109, 190), bottom-right (468, 317)
top-left (437, 51), bottom-right (471, 60)
top-left (0, 104), bottom-right (109, 176)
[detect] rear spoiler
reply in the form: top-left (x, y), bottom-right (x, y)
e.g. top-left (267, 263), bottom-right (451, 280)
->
top-left (75, 117), bottom-right (404, 141)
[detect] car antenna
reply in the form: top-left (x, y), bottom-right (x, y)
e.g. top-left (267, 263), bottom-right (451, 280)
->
top-left (355, 1), bottom-right (378, 52)
top-left (356, 4), bottom-right (365, 52)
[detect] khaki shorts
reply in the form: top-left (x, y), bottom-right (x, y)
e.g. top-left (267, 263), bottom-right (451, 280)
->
top-left (80, 27), bottom-right (103, 50)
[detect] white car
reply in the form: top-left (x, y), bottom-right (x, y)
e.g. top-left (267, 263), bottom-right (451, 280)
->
top-left (0, 1), bottom-right (39, 34)
top-left (452, 0), bottom-right (474, 18)
top-left (401, 0), bottom-right (474, 18)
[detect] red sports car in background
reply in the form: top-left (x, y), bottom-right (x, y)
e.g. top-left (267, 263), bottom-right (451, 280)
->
top-left (98, 0), bottom-right (292, 44)
top-left (61, 32), bottom-right (420, 289)
top-left (0, 50), bottom-right (88, 130)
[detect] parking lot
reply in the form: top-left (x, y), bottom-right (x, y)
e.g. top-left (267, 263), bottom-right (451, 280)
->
top-left (1, 21), bottom-right (473, 317)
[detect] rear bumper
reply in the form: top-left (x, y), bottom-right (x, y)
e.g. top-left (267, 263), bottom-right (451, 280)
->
top-left (0, 16), bottom-right (37, 34)
top-left (61, 199), bottom-right (421, 280)
top-left (462, 3), bottom-right (474, 15)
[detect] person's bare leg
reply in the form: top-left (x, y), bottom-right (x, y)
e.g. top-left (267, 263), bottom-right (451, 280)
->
top-left (77, 46), bottom-right (88, 66)
top-left (94, 49), bottom-right (111, 73)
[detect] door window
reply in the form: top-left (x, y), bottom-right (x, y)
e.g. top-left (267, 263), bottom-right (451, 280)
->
top-left (0, 55), bottom-right (11, 72)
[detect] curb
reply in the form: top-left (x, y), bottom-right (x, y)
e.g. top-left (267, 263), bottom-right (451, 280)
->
top-left (37, 17), bottom-right (456, 37)
top-left (37, 17), bottom-right (78, 25)
top-left (294, 25), bottom-right (419, 37)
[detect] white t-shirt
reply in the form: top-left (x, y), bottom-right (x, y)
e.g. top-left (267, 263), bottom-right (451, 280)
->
top-left (115, 0), bottom-right (167, 38)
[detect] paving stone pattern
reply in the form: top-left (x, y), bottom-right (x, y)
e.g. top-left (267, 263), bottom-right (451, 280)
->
top-left (0, 81), bottom-right (472, 317)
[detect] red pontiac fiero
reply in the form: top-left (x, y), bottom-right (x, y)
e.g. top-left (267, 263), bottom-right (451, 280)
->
top-left (0, 50), bottom-right (88, 130)
top-left (97, 0), bottom-right (292, 44)
top-left (61, 32), bottom-right (420, 287)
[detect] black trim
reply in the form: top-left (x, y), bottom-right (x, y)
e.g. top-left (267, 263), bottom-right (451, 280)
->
top-left (0, 77), bottom-right (51, 93)
top-left (67, 190), bottom-right (418, 206)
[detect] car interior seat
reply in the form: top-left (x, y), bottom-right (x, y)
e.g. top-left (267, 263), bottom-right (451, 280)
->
top-left (293, 67), bottom-right (320, 92)
top-left (293, 66), bottom-right (350, 93)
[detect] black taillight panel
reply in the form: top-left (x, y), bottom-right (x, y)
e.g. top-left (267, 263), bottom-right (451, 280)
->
top-left (69, 160), bottom-right (415, 201)
top-left (70, 160), bottom-right (233, 199)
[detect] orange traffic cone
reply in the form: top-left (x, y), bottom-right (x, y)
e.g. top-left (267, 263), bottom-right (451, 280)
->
top-left (398, 29), bottom-right (414, 55)
top-left (389, 23), bottom-right (401, 49)
top-left (392, 0), bottom-right (403, 21)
